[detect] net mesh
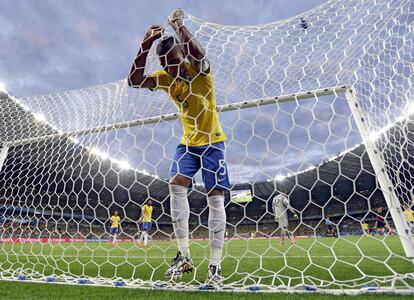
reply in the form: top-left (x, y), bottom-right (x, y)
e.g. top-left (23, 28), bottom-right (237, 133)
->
top-left (0, 0), bottom-right (413, 293)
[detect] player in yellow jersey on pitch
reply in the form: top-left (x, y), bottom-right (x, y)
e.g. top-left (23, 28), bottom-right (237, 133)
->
top-left (138, 199), bottom-right (154, 248)
top-left (128, 9), bottom-right (229, 287)
top-left (361, 222), bottom-right (370, 235)
top-left (109, 210), bottom-right (121, 246)
top-left (403, 204), bottom-right (414, 233)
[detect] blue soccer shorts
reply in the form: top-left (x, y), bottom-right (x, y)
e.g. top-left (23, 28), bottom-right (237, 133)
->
top-left (170, 141), bottom-right (230, 191)
top-left (141, 222), bottom-right (152, 232)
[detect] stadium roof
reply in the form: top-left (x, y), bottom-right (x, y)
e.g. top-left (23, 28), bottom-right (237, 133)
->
top-left (1, 91), bottom-right (412, 220)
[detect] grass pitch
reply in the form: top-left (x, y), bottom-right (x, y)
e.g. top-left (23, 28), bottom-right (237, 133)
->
top-left (0, 235), bottom-right (413, 298)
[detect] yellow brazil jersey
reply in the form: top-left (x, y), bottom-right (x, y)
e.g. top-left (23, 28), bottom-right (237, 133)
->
top-left (361, 223), bottom-right (369, 230)
top-left (142, 204), bottom-right (153, 223)
top-left (149, 64), bottom-right (226, 146)
top-left (110, 215), bottom-right (120, 228)
top-left (404, 209), bottom-right (414, 222)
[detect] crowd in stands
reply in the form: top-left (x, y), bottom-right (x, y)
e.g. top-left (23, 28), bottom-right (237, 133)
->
top-left (0, 206), bottom-right (395, 241)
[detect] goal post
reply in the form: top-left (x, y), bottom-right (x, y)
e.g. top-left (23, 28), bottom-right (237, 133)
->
top-left (345, 87), bottom-right (414, 257)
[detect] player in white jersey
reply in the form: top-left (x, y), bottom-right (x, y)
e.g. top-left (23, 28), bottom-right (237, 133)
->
top-left (272, 190), bottom-right (298, 245)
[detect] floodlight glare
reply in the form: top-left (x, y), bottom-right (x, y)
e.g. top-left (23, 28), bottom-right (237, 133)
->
top-left (0, 82), bottom-right (6, 93)
top-left (34, 113), bottom-right (46, 123)
top-left (407, 103), bottom-right (414, 116)
top-left (117, 160), bottom-right (131, 170)
top-left (275, 175), bottom-right (285, 181)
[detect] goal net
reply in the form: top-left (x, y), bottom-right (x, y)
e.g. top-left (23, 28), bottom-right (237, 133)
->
top-left (0, 0), bottom-right (413, 294)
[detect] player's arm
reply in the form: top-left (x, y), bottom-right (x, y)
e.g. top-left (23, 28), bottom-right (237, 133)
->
top-left (284, 198), bottom-right (298, 219)
top-left (128, 25), bottom-right (164, 89)
top-left (168, 9), bottom-right (210, 75)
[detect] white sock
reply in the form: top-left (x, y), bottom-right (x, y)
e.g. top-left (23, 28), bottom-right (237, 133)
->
top-left (169, 184), bottom-right (190, 258)
top-left (208, 195), bottom-right (226, 267)
top-left (144, 233), bottom-right (148, 246)
top-left (140, 231), bottom-right (147, 243)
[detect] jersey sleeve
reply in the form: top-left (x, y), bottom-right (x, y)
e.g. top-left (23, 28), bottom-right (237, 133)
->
top-left (148, 70), bottom-right (171, 91)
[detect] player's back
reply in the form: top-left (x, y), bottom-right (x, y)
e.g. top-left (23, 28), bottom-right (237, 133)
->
top-left (142, 205), bottom-right (153, 222)
top-left (111, 215), bottom-right (120, 228)
top-left (273, 194), bottom-right (288, 218)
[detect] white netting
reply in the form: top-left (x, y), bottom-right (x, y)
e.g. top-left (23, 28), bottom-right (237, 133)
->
top-left (0, 0), bottom-right (413, 294)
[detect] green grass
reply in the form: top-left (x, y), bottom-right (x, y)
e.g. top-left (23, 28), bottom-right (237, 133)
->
top-left (0, 236), bottom-right (413, 295)
top-left (0, 281), bottom-right (412, 300)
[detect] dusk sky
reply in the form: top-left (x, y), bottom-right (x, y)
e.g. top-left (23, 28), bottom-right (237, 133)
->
top-left (0, 0), bottom-right (326, 97)
top-left (2, 0), bottom-right (401, 184)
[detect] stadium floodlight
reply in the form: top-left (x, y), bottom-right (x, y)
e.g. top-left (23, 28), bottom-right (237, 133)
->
top-left (0, 82), bottom-right (6, 93)
top-left (89, 147), bottom-right (109, 160)
top-left (115, 159), bottom-right (131, 170)
top-left (69, 137), bottom-right (80, 144)
top-left (407, 103), bottom-right (414, 116)
top-left (396, 115), bottom-right (405, 123)
top-left (33, 113), bottom-right (46, 123)
top-left (275, 175), bottom-right (285, 182)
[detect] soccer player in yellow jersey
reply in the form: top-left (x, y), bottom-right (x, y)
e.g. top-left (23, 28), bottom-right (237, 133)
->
top-left (361, 222), bottom-right (370, 235)
top-left (128, 9), bottom-right (229, 287)
top-left (110, 210), bottom-right (121, 245)
top-left (403, 204), bottom-right (414, 233)
top-left (138, 199), bottom-right (154, 247)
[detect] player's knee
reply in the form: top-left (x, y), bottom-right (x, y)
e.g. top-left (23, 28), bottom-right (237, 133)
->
top-left (169, 175), bottom-right (191, 187)
top-left (208, 189), bottom-right (223, 197)
top-left (207, 195), bottom-right (225, 210)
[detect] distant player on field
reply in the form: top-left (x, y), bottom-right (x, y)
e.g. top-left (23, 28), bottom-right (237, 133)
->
top-left (138, 199), bottom-right (154, 248)
top-left (375, 207), bottom-right (388, 235)
top-left (110, 210), bottom-right (121, 245)
top-left (403, 204), bottom-right (414, 233)
top-left (272, 189), bottom-right (298, 245)
top-left (128, 8), bottom-right (229, 287)
top-left (325, 217), bottom-right (337, 237)
top-left (361, 222), bottom-right (370, 235)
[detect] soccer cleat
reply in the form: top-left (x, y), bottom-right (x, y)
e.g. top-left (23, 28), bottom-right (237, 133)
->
top-left (204, 265), bottom-right (223, 288)
top-left (165, 251), bottom-right (193, 278)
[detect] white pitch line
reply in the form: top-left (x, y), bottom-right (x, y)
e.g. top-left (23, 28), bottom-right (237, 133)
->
top-left (0, 253), bottom-right (391, 259)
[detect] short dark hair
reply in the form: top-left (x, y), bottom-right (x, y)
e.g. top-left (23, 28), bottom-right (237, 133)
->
top-left (156, 35), bottom-right (180, 56)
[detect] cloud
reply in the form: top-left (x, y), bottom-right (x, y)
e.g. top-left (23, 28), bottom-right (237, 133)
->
top-left (2, 0), bottom-right (354, 184)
